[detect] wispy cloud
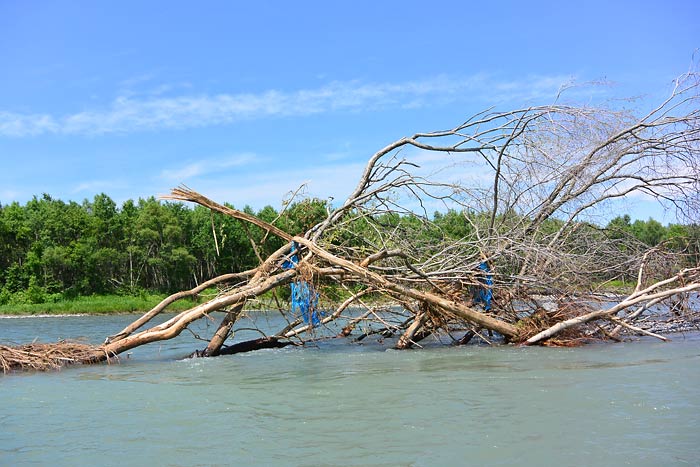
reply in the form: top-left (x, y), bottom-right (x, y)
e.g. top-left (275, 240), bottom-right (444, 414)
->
top-left (160, 153), bottom-right (259, 181)
top-left (199, 159), bottom-right (367, 209)
top-left (71, 179), bottom-right (127, 194)
top-left (0, 74), bottom-right (575, 137)
top-left (0, 112), bottom-right (59, 136)
top-left (0, 189), bottom-right (22, 202)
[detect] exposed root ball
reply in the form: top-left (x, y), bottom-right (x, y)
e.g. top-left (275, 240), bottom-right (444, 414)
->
top-left (0, 341), bottom-right (102, 373)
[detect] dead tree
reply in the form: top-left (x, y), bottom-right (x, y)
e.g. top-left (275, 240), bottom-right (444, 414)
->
top-left (2, 71), bottom-right (700, 372)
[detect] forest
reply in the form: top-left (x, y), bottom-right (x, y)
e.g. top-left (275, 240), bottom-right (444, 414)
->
top-left (0, 193), bottom-right (326, 304)
top-left (0, 192), bottom-right (698, 307)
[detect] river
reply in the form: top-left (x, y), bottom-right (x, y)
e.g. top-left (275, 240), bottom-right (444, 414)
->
top-left (1, 313), bottom-right (699, 466)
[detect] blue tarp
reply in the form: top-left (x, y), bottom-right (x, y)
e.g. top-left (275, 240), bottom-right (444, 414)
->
top-left (474, 261), bottom-right (493, 311)
top-left (291, 280), bottom-right (320, 325)
top-left (282, 242), bottom-right (321, 325)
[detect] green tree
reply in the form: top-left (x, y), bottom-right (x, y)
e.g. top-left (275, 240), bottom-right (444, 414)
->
top-left (606, 214), bottom-right (632, 239)
top-left (631, 218), bottom-right (667, 246)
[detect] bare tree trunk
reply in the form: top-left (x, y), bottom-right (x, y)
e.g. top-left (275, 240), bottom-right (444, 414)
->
top-left (203, 302), bottom-right (245, 356)
top-left (395, 312), bottom-right (428, 349)
top-left (106, 271), bottom-right (253, 343)
top-left (88, 268), bottom-right (297, 363)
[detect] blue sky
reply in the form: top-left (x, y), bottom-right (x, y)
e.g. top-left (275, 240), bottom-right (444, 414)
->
top-left (1, 0), bottom-right (698, 223)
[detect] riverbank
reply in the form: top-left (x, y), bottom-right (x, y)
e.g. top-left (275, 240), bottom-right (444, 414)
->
top-left (0, 293), bottom-right (205, 316)
top-left (0, 287), bottom-right (386, 317)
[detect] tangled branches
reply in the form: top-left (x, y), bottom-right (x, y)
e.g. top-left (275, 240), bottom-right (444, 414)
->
top-left (3, 72), bottom-right (699, 372)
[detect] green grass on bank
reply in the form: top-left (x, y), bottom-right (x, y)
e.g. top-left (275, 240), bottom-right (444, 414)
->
top-left (0, 293), bottom-right (204, 316)
top-left (0, 284), bottom-right (359, 316)
top-left (592, 279), bottom-right (635, 295)
top-left (0, 278), bottom-right (633, 316)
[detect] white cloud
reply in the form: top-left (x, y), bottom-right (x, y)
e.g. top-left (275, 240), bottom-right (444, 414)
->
top-left (71, 179), bottom-right (127, 194)
top-left (160, 153), bottom-right (259, 181)
top-left (192, 160), bottom-right (367, 209)
top-left (0, 111), bottom-right (58, 136)
top-left (0, 74), bottom-right (576, 137)
top-left (0, 189), bottom-right (22, 202)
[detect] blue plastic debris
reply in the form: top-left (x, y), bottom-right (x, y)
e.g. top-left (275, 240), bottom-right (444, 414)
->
top-left (474, 261), bottom-right (493, 311)
top-left (291, 280), bottom-right (321, 325)
top-left (282, 241), bottom-right (321, 325)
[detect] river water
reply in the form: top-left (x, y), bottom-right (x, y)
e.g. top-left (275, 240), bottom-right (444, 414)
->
top-left (1, 313), bottom-right (699, 466)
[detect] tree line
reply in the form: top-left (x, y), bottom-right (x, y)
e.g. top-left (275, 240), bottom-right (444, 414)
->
top-left (0, 192), bottom-right (698, 305)
top-left (0, 193), bottom-right (326, 305)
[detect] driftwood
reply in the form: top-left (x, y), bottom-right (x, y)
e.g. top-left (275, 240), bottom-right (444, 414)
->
top-left (3, 72), bottom-right (700, 372)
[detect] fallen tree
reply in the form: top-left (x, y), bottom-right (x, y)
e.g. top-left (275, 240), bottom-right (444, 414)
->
top-left (3, 71), bottom-right (700, 372)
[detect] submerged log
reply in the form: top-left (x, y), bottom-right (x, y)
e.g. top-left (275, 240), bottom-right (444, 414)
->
top-left (456, 330), bottom-right (477, 346)
top-left (190, 336), bottom-right (293, 357)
